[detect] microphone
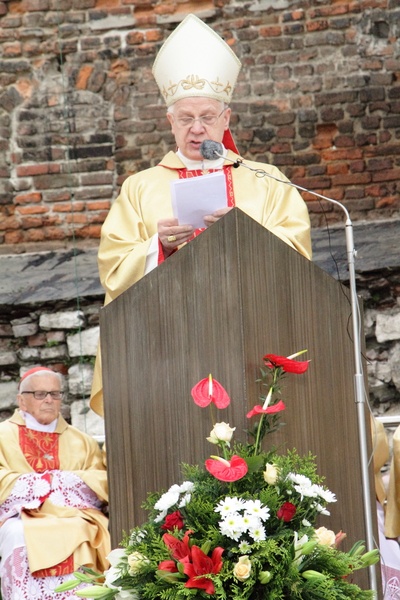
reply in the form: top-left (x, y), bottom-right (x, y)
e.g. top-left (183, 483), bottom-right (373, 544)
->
top-left (200, 139), bottom-right (349, 215)
top-left (199, 139), bottom-right (377, 590)
top-left (200, 140), bottom-right (224, 161)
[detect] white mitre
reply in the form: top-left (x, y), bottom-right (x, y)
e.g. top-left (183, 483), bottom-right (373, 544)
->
top-left (152, 14), bottom-right (242, 107)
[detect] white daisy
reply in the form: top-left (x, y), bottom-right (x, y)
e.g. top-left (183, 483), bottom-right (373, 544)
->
top-left (215, 496), bottom-right (245, 515)
top-left (219, 514), bottom-right (246, 541)
top-left (313, 485), bottom-right (337, 503)
top-left (244, 499), bottom-right (270, 521)
top-left (248, 523), bottom-right (266, 541)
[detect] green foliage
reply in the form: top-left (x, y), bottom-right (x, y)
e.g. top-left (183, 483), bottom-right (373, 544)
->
top-left (58, 353), bottom-right (378, 600)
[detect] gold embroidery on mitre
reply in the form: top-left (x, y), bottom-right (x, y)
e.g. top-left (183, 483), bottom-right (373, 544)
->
top-left (162, 74), bottom-right (232, 101)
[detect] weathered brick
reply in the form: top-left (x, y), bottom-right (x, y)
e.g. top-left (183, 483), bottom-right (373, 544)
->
top-left (372, 169), bottom-right (400, 182)
top-left (52, 202), bottom-right (86, 212)
top-left (332, 172), bottom-right (372, 186)
top-left (17, 163), bottom-right (60, 177)
top-left (0, 2), bottom-right (397, 245)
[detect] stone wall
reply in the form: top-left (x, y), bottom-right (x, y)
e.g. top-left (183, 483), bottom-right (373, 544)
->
top-left (0, 296), bottom-right (105, 436)
top-left (1, 236), bottom-right (400, 437)
top-left (0, 0), bottom-right (399, 248)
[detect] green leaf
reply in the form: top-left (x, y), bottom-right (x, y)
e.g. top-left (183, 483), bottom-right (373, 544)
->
top-left (54, 579), bottom-right (81, 592)
top-left (245, 454), bottom-right (265, 473)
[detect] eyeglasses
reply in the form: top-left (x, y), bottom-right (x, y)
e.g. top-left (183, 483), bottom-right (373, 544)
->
top-left (21, 391), bottom-right (64, 400)
top-left (173, 107), bottom-right (227, 128)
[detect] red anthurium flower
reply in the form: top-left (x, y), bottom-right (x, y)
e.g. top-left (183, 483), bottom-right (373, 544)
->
top-left (205, 455), bottom-right (248, 482)
top-left (277, 501), bottom-right (297, 522)
top-left (191, 375), bottom-right (230, 409)
top-left (158, 560), bottom-right (178, 572)
top-left (162, 530), bottom-right (192, 561)
top-left (183, 545), bottom-right (224, 595)
top-left (161, 510), bottom-right (184, 531)
top-left (247, 399), bottom-right (286, 419)
top-left (263, 353), bottom-right (309, 374)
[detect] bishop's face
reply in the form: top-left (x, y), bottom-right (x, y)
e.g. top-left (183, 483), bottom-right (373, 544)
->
top-left (18, 374), bottom-right (62, 425)
top-left (167, 97), bottom-right (231, 161)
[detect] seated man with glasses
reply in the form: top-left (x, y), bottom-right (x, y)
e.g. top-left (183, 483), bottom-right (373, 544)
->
top-left (0, 366), bottom-right (110, 600)
top-left (90, 14), bottom-right (312, 417)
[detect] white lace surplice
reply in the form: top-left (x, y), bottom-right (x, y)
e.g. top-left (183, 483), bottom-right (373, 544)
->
top-left (0, 471), bottom-right (102, 600)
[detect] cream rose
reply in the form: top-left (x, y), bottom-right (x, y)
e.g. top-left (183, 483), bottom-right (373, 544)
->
top-left (233, 555), bottom-right (252, 581)
top-left (263, 463), bottom-right (279, 485)
top-left (127, 551), bottom-right (148, 575)
top-left (315, 526), bottom-right (336, 547)
top-left (207, 422), bottom-right (235, 445)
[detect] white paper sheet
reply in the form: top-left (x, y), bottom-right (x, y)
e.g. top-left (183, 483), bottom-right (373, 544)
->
top-left (170, 171), bottom-right (227, 229)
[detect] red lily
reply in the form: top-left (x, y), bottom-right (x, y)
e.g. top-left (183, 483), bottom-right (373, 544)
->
top-left (264, 353), bottom-right (309, 374)
top-left (158, 559), bottom-right (178, 572)
top-left (247, 399), bottom-right (286, 419)
top-left (205, 454), bottom-right (248, 482)
top-left (183, 545), bottom-right (224, 595)
top-left (162, 530), bottom-right (192, 561)
top-left (191, 375), bottom-right (230, 409)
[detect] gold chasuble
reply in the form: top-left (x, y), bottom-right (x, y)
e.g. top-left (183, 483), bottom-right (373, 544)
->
top-left (90, 150), bottom-right (312, 416)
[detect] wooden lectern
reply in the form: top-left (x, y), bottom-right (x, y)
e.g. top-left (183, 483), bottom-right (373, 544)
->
top-left (100, 208), bottom-right (377, 589)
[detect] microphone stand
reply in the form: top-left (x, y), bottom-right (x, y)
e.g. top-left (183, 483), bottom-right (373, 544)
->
top-left (220, 153), bottom-right (379, 596)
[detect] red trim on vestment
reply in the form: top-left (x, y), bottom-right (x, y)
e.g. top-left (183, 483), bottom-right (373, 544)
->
top-left (18, 426), bottom-right (75, 577)
top-left (18, 426), bottom-right (60, 473)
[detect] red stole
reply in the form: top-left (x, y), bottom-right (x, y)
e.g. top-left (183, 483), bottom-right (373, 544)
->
top-left (157, 165), bottom-right (235, 263)
top-left (18, 426), bottom-right (74, 577)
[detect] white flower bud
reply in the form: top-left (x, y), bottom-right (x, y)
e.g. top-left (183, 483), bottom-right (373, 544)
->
top-left (263, 463), bottom-right (279, 485)
top-left (207, 422), bottom-right (235, 445)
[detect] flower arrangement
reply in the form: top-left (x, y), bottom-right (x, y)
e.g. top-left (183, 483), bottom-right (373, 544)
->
top-left (58, 351), bottom-right (379, 599)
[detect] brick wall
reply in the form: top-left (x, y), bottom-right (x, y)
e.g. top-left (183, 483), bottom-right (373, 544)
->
top-left (0, 0), bottom-right (399, 246)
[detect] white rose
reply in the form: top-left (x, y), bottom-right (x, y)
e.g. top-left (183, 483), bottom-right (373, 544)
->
top-left (127, 551), bottom-right (148, 575)
top-left (207, 422), bottom-right (235, 445)
top-left (233, 555), bottom-right (252, 581)
top-left (263, 463), bottom-right (279, 485)
top-left (315, 526), bottom-right (336, 547)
